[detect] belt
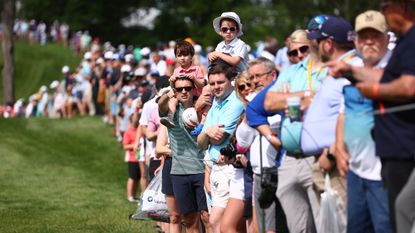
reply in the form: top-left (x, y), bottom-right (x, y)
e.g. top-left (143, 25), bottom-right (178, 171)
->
top-left (285, 151), bottom-right (316, 159)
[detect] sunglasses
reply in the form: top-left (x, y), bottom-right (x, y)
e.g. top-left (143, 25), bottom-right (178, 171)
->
top-left (287, 45), bottom-right (309, 57)
top-left (238, 83), bottom-right (251, 91)
top-left (220, 27), bottom-right (237, 33)
top-left (175, 86), bottom-right (193, 92)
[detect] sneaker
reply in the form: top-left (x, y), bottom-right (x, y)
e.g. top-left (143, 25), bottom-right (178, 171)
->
top-left (128, 196), bottom-right (139, 202)
top-left (191, 124), bottom-right (204, 136)
top-left (160, 116), bottom-right (176, 128)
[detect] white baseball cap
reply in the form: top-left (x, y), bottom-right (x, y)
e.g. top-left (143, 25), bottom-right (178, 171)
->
top-left (121, 64), bottom-right (132, 73)
top-left (134, 67), bottom-right (147, 76)
top-left (83, 51), bottom-right (92, 60)
top-left (104, 51), bottom-right (113, 60)
top-left (61, 65), bottom-right (70, 74)
top-left (50, 80), bottom-right (59, 89)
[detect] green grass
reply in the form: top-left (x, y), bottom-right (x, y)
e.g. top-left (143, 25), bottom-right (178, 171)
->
top-left (0, 41), bottom-right (81, 103)
top-left (0, 117), bottom-right (155, 233)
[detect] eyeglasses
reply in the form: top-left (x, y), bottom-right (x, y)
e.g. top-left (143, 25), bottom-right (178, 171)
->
top-left (238, 83), bottom-right (251, 91)
top-left (287, 45), bottom-right (309, 57)
top-left (249, 71), bottom-right (272, 81)
top-left (175, 86), bottom-right (193, 92)
top-left (220, 27), bottom-right (237, 33)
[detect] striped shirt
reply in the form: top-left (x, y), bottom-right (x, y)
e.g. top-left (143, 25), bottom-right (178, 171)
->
top-left (168, 104), bottom-right (205, 175)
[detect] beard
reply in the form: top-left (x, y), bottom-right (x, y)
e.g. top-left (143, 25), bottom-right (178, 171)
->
top-left (320, 53), bottom-right (330, 62)
top-left (361, 45), bottom-right (382, 66)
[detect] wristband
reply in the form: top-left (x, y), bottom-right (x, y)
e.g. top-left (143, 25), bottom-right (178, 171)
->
top-left (304, 90), bottom-right (312, 97)
top-left (265, 133), bottom-right (278, 142)
top-left (372, 83), bottom-right (380, 100)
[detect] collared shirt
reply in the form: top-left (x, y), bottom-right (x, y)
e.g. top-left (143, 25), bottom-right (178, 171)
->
top-left (215, 37), bottom-right (249, 72)
top-left (343, 50), bottom-right (391, 181)
top-left (271, 55), bottom-right (327, 93)
top-left (202, 91), bottom-right (244, 162)
top-left (168, 104), bottom-right (205, 175)
top-left (375, 25), bottom-right (415, 160)
top-left (172, 63), bottom-right (205, 96)
top-left (269, 55), bottom-right (328, 154)
top-left (301, 50), bottom-right (363, 155)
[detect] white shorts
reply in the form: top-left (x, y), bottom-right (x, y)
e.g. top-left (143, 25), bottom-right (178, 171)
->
top-left (229, 167), bottom-right (245, 200)
top-left (210, 164), bottom-right (233, 208)
top-left (138, 138), bottom-right (145, 162)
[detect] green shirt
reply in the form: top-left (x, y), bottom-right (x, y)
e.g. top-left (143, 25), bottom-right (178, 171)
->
top-left (168, 104), bottom-right (205, 175)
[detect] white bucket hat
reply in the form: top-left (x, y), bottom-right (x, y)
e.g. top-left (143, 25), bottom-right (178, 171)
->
top-left (213, 12), bottom-right (243, 37)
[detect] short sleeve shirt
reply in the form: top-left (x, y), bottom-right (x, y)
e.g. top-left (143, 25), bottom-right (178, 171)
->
top-left (172, 64), bottom-right (205, 96)
top-left (122, 126), bottom-right (138, 162)
top-left (301, 50), bottom-right (362, 155)
top-left (168, 104), bottom-right (205, 175)
top-left (202, 91), bottom-right (244, 162)
top-left (215, 38), bottom-right (249, 72)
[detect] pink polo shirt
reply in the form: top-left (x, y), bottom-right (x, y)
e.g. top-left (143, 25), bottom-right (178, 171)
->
top-left (172, 63), bottom-right (205, 96)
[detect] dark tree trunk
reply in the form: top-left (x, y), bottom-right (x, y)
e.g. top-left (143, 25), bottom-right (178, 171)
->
top-left (1, 0), bottom-right (16, 104)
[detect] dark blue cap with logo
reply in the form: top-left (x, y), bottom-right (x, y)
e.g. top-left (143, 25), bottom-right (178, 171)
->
top-left (307, 17), bottom-right (354, 44)
top-left (307, 15), bottom-right (331, 31)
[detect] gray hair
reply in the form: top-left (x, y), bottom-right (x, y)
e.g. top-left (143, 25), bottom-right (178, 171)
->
top-left (247, 57), bottom-right (275, 73)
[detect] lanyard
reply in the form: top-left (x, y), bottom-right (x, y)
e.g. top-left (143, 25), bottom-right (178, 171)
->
top-left (306, 52), bottom-right (356, 90)
top-left (306, 58), bottom-right (324, 91)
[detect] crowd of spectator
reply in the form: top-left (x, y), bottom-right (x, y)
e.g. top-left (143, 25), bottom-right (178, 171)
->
top-left (2, 1), bottom-right (415, 233)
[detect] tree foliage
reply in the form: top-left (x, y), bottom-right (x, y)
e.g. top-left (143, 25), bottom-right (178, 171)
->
top-left (18, 0), bottom-right (380, 47)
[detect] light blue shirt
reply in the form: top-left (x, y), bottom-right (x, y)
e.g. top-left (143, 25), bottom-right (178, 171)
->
top-left (269, 55), bottom-right (328, 154)
top-left (343, 50), bottom-right (391, 181)
top-left (215, 37), bottom-right (249, 73)
top-left (202, 91), bottom-right (244, 162)
top-left (271, 55), bottom-right (327, 93)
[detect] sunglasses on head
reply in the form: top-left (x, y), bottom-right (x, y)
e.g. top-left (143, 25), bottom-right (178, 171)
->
top-left (238, 83), bottom-right (251, 91)
top-left (287, 45), bottom-right (309, 57)
top-left (175, 86), bottom-right (193, 92)
top-left (220, 27), bottom-right (237, 33)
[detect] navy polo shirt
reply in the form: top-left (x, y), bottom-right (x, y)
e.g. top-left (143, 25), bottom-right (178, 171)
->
top-left (374, 25), bottom-right (415, 160)
top-left (246, 80), bottom-right (278, 127)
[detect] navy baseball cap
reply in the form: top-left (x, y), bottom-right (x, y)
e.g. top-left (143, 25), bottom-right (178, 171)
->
top-left (307, 15), bottom-right (331, 31)
top-left (307, 17), bottom-right (354, 43)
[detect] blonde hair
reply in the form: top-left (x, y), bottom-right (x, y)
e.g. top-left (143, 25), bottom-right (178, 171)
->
top-left (288, 29), bottom-right (309, 48)
top-left (234, 71), bottom-right (251, 106)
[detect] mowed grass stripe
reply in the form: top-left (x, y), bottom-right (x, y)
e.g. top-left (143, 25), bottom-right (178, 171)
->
top-left (0, 117), bottom-right (154, 233)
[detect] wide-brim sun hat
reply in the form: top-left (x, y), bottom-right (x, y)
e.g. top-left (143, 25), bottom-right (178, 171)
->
top-left (213, 12), bottom-right (243, 37)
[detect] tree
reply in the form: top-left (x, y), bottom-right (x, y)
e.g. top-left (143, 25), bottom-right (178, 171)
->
top-left (1, 0), bottom-right (16, 104)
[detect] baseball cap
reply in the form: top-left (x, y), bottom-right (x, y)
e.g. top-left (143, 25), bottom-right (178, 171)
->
top-left (50, 80), bottom-right (59, 89)
top-left (121, 64), bottom-right (132, 73)
top-left (149, 70), bottom-right (160, 77)
top-left (83, 51), bottom-right (92, 60)
top-left (307, 17), bottom-right (354, 43)
top-left (355, 10), bottom-right (388, 34)
top-left (104, 51), bottom-right (113, 60)
top-left (307, 15), bottom-right (331, 31)
top-left (61, 65), bottom-right (70, 74)
top-left (134, 67), bottom-right (147, 76)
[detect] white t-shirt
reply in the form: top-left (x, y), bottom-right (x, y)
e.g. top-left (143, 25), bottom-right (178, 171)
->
top-left (139, 97), bottom-right (158, 159)
top-left (236, 114), bottom-right (281, 175)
